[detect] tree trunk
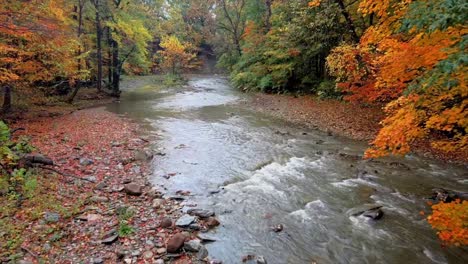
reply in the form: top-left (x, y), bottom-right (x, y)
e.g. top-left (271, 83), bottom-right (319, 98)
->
top-left (111, 39), bottom-right (120, 96)
top-left (2, 86), bottom-right (12, 112)
top-left (335, 0), bottom-right (359, 43)
top-left (94, 0), bottom-right (103, 92)
top-left (107, 27), bottom-right (113, 86)
top-left (264, 0), bottom-right (272, 31)
top-left (68, 0), bottom-right (84, 103)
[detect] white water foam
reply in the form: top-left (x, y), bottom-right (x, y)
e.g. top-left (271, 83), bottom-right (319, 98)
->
top-left (423, 248), bottom-right (447, 264)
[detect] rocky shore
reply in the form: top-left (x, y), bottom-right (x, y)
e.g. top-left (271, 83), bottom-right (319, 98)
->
top-left (3, 108), bottom-right (221, 263)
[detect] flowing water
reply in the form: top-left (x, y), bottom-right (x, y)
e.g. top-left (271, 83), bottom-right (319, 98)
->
top-left (107, 75), bottom-right (468, 264)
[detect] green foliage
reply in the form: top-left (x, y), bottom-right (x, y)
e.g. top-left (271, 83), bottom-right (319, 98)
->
top-left (118, 221), bottom-right (135, 237)
top-left (317, 80), bottom-right (342, 99)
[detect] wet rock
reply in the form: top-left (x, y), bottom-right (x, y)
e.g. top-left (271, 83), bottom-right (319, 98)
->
top-left (94, 181), bottom-right (107, 190)
top-left (79, 158), bottom-right (94, 166)
top-left (160, 217), bottom-right (173, 228)
top-left (187, 209), bottom-right (215, 218)
top-left (143, 250), bottom-right (154, 259)
top-left (431, 188), bottom-right (468, 203)
top-left (131, 250), bottom-right (141, 257)
top-left (84, 176), bottom-right (97, 182)
top-left (363, 209), bottom-right (383, 220)
top-left (135, 149), bottom-right (153, 161)
top-left (271, 224), bottom-right (283, 232)
top-left (166, 233), bottom-right (186, 253)
top-left (124, 183), bottom-right (143, 196)
top-left (155, 260), bottom-right (165, 264)
top-left (197, 246), bottom-right (209, 260)
top-left (188, 223), bottom-right (201, 230)
top-left (175, 214), bottom-right (196, 227)
top-left (257, 256), bottom-right (267, 264)
top-left (208, 189), bottom-right (221, 195)
top-left (206, 217), bottom-right (220, 228)
top-left (169, 195), bottom-right (185, 201)
top-left (44, 212), bottom-right (60, 223)
top-left (184, 239), bottom-right (201, 252)
top-left (197, 233), bottom-right (217, 242)
top-left (210, 260), bottom-right (222, 264)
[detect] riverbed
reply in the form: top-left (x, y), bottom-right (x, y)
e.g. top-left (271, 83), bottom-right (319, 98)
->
top-left (107, 75), bottom-right (468, 264)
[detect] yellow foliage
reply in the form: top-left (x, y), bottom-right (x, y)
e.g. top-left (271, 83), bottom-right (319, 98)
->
top-left (428, 200), bottom-right (468, 246)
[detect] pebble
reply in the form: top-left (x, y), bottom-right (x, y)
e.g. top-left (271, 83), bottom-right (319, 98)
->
top-left (160, 217), bottom-right (172, 228)
top-left (143, 250), bottom-right (154, 259)
top-left (156, 247), bottom-right (167, 254)
top-left (124, 183), bottom-right (143, 196)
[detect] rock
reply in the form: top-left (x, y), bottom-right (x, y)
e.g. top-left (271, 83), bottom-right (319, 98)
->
top-left (271, 224), bottom-right (283, 232)
top-left (135, 149), bottom-right (153, 161)
top-left (85, 213), bottom-right (102, 222)
top-left (187, 209), bottom-right (215, 218)
top-left (44, 212), bottom-right (60, 223)
top-left (257, 256), bottom-right (267, 264)
top-left (208, 189), bottom-right (221, 195)
top-left (188, 223), bottom-right (201, 230)
top-left (101, 229), bottom-right (118, 244)
top-left (431, 188), bottom-right (468, 203)
top-left (79, 158), bottom-right (94, 166)
top-left (197, 233), bottom-right (217, 242)
top-left (156, 247), bottom-right (167, 255)
top-left (124, 183), bottom-right (143, 196)
top-left (210, 260), bottom-right (223, 264)
top-left (143, 250), bottom-right (154, 259)
top-left (206, 217), bottom-right (220, 228)
top-left (155, 260), bottom-right (165, 264)
top-left (197, 246), bottom-right (209, 260)
top-left (131, 250), bottom-right (141, 257)
top-left (84, 176), bottom-right (97, 182)
top-left (94, 181), bottom-right (107, 190)
top-left (18, 261), bottom-right (33, 264)
top-left (363, 209), bottom-right (383, 220)
top-left (169, 195), bottom-right (185, 201)
top-left (90, 196), bottom-right (109, 203)
top-left (184, 239), bottom-right (201, 252)
top-left (160, 218), bottom-right (173, 228)
top-left (166, 233), bottom-right (186, 253)
top-left (175, 214), bottom-right (196, 227)
top-left (92, 257), bottom-right (104, 264)
top-left (152, 199), bottom-right (164, 209)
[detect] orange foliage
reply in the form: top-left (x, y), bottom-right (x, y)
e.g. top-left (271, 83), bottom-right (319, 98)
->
top-left (427, 200), bottom-right (468, 246)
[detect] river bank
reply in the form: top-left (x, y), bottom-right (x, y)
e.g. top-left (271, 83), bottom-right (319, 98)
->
top-left (1, 104), bottom-right (218, 263)
top-left (247, 93), bottom-right (467, 164)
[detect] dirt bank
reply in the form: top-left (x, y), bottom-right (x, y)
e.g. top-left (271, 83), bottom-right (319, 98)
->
top-left (247, 93), bottom-right (467, 164)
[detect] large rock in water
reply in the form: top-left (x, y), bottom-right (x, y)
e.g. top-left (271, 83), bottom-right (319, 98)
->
top-left (124, 183), bottom-right (143, 196)
top-left (349, 205), bottom-right (384, 220)
top-left (167, 233), bottom-right (186, 253)
top-left (187, 209), bottom-right (215, 218)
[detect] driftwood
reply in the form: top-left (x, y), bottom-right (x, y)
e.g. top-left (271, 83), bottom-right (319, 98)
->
top-left (22, 154), bottom-right (54, 166)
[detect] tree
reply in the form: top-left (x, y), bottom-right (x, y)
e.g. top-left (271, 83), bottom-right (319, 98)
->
top-left (155, 35), bottom-right (199, 75)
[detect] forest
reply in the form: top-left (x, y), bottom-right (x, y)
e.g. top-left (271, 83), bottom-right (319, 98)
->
top-left (1, 0), bottom-right (467, 263)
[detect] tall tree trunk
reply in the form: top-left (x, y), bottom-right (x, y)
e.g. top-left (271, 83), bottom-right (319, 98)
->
top-left (107, 27), bottom-right (113, 86)
top-left (94, 0), bottom-right (103, 92)
top-left (2, 86), bottom-right (12, 112)
top-left (111, 39), bottom-right (120, 96)
top-left (264, 0), bottom-right (272, 31)
top-left (335, 0), bottom-right (359, 43)
top-left (68, 0), bottom-right (84, 103)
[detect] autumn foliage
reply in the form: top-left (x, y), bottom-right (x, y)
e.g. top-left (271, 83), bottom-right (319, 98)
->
top-left (323, 0), bottom-right (468, 158)
top-left (155, 36), bottom-right (199, 75)
top-left (428, 200), bottom-right (468, 246)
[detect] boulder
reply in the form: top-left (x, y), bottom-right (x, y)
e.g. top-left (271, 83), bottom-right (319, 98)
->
top-left (166, 233), bottom-right (186, 253)
top-left (124, 183), bottom-right (143, 196)
top-left (175, 214), bottom-right (196, 227)
top-left (187, 209), bottom-right (215, 218)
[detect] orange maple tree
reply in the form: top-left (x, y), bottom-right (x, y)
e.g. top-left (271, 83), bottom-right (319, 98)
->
top-left (428, 200), bottom-right (468, 246)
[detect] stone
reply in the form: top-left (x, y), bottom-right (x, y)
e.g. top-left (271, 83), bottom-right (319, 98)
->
top-left (160, 218), bottom-right (172, 228)
top-left (156, 247), bottom-right (167, 255)
top-left (206, 217), bottom-right (220, 228)
top-left (143, 250), bottom-right (154, 259)
top-left (197, 246), bottom-right (209, 260)
top-left (175, 214), bottom-right (196, 227)
top-left (187, 209), bottom-right (215, 218)
top-left (271, 224), bottom-right (283, 232)
top-left (257, 256), bottom-right (267, 264)
top-left (152, 199), bottom-right (164, 209)
top-left (92, 257), bottom-right (104, 264)
top-left (79, 158), bottom-right (94, 166)
top-left (197, 233), bottom-right (217, 242)
top-left (90, 196), bottom-right (109, 203)
top-left (363, 208), bottom-right (383, 220)
top-left (166, 233), bottom-right (186, 253)
top-left (183, 239), bottom-right (201, 252)
top-left (188, 223), bottom-right (201, 230)
top-left (44, 212), bottom-right (60, 223)
top-left (135, 149), bottom-right (153, 161)
top-left (210, 260), bottom-right (223, 264)
top-left (101, 234), bottom-right (118, 244)
top-left (155, 260), bottom-right (164, 264)
top-left (124, 183), bottom-right (143, 196)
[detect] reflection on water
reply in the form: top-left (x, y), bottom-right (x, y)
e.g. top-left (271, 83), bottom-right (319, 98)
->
top-left (107, 75), bottom-right (468, 264)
